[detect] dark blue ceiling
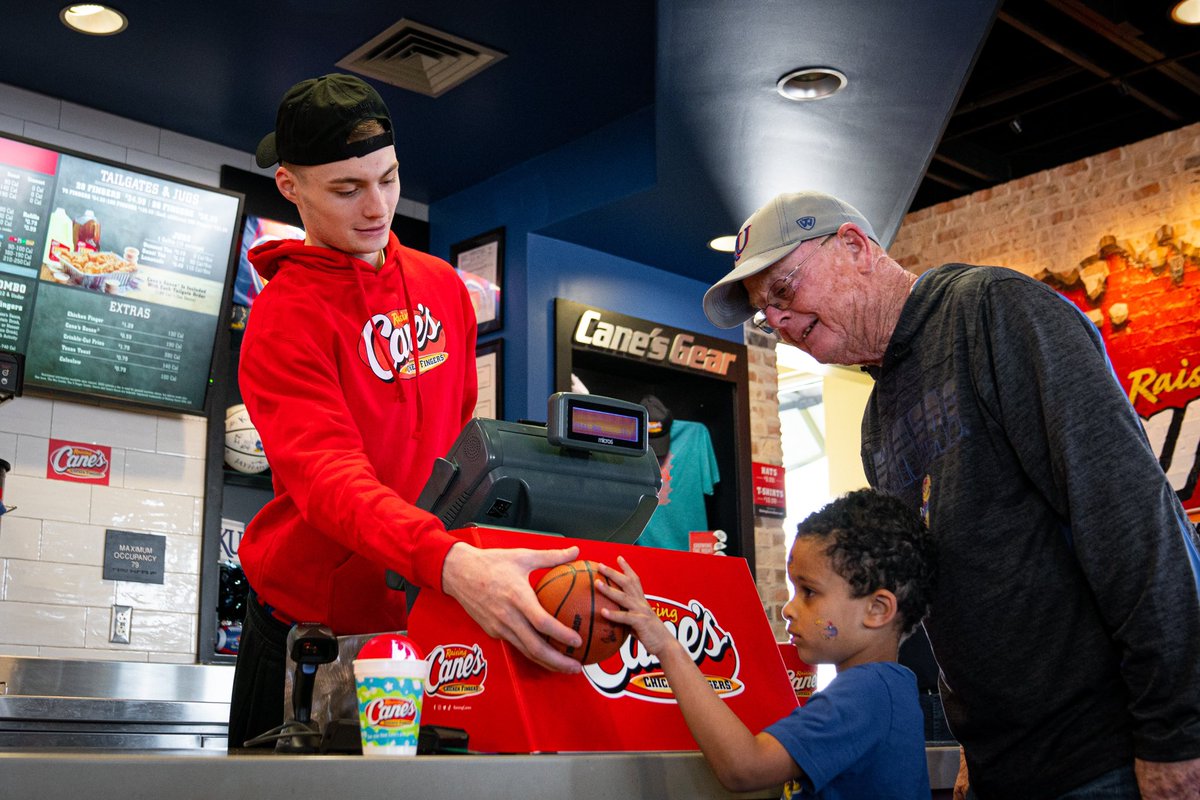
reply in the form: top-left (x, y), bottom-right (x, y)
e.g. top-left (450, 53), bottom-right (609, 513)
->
top-left (1, 1), bottom-right (1002, 284)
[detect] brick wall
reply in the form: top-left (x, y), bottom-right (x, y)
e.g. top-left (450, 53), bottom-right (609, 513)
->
top-left (890, 123), bottom-right (1200, 278)
top-left (746, 328), bottom-right (789, 639)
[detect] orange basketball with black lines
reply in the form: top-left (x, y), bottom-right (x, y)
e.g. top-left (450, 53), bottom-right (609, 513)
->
top-left (534, 560), bottom-right (630, 665)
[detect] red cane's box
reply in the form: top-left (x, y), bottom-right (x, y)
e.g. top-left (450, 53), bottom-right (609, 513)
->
top-left (777, 643), bottom-right (818, 706)
top-left (407, 526), bottom-right (799, 753)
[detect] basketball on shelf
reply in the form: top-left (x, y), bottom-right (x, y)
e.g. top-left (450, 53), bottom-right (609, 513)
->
top-left (225, 404), bottom-right (268, 474)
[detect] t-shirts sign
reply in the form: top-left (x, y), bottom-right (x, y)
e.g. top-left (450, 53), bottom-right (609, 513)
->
top-left (752, 462), bottom-right (786, 517)
top-left (103, 529), bottom-right (165, 584)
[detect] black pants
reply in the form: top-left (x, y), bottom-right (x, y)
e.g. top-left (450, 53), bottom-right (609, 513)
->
top-left (227, 589), bottom-right (291, 751)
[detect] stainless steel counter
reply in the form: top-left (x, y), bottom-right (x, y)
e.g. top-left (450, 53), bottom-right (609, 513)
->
top-left (0, 656), bottom-right (231, 751)
top-left (0, 656), bottom-right (960, 795)
top-left (0, 747), bottom-right (962, 799)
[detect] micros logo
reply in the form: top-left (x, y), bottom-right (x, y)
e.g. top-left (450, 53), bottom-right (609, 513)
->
top-left (46, 439), bottom-right (112, 485)
top-left (426, 643), bottom-right (487, 698)
top-left (363, 696), bottom-right (418, 727)
top-left (582, 596), bottom-right (743, 703)
top-left (357, 304), bottom-right (448, 382)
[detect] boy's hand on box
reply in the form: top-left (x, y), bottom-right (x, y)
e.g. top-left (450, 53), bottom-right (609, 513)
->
top-left (597, 557), bottom-right (673, 655)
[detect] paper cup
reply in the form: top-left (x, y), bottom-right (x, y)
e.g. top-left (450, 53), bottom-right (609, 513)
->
top-left (354, 657), bottom-right (430, 756)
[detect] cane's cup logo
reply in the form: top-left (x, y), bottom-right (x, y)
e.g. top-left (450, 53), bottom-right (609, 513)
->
top-left (582, 596), bottom-right (743, 702)
top-left (426, 643), bottom-right (487, 698)
top-left (363, 696), bottom-right (418, 727)
top-left (48, 442), bottom-right (111, 482)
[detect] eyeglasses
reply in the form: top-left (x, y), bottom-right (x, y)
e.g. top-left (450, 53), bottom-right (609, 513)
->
top-left (750, 234), bottom-right (834, 334)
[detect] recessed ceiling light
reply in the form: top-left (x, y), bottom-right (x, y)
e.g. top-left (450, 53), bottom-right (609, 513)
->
top-left (708, 235), bottom-right (737, 253)
top-left (776, 67), bottom-right (847, 102)
top-left (1172, 0), bottom-right (1200, 23)
top-left (60, 4), bottom-right (128, 36)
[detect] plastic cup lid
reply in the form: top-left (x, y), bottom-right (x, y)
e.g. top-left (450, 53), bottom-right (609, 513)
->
top-left (357, 633), bottom-right (424, 660)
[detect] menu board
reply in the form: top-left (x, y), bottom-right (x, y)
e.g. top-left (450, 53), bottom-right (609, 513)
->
top-left (0, 133), bottom-right (242, 414)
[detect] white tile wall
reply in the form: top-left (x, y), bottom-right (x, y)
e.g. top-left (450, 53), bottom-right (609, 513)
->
top-left (40, 520), bottom-right (105, 565)
top-left (60, 102), bottom-right (161, 154)
top-left (0, 81), bottom-right (228, 662)
top-left (0, 80), bottom-right (431, 664)
top-left (155, 414), bottom-right (208, 457)
top-left (0, 516), bottom-right (42, 560)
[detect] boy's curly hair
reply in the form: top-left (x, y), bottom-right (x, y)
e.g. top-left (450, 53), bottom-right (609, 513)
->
top-left (795, 489), bottom-right (935, 637)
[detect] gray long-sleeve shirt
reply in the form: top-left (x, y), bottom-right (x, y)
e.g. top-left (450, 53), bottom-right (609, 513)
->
top-left (861, 264), bottom-right (1200, 799)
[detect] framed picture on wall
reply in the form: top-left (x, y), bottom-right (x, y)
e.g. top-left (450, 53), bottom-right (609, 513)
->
top-left (474, 338), bottom-right (504, 420)
top-left (451, 227), bottom-right (505, 335)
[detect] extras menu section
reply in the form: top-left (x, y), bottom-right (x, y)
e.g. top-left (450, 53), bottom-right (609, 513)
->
top-left (25, 289), bottom-right (214, 410)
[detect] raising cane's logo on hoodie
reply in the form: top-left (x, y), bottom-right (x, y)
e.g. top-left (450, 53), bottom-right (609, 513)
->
top-left (358, 303), bottom-right (449, 381)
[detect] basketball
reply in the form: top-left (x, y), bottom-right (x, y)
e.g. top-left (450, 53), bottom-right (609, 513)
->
top-left (225, 404), bottom-right (268, 474)
top-left (534, 559), bottom-right (630, 665)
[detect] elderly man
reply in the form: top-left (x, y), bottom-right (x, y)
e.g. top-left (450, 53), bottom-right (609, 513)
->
top-left (703, 191), bottom-right (1200, 799)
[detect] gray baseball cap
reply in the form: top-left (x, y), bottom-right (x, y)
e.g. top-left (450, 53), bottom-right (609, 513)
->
top-left (702, 191), bottom-right (878, 328)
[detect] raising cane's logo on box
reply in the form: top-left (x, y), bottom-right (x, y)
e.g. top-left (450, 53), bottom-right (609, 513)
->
top-left (583, 597), bottom-right (743, 702)
top-left (46, 439), bottom-right (111, 485)
top-left (425, 643), bottom-right (487, 698)
top-left (363, 696), bottom-right (419, 728)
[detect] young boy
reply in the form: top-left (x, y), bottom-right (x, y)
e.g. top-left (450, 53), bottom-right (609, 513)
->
top-left (599, 488), bottom-right (935, 798)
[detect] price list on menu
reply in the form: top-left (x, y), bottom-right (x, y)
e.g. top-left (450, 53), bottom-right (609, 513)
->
top-left (0, 163), bottom-right (47, 272)
top-left (25, 286), bottom-right (217, 409)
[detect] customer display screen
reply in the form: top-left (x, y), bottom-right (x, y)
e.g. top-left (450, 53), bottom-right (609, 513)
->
top-left (0, 132), bottom-right (242, 414)
top-left (570, 405), bottom-right (641, 444)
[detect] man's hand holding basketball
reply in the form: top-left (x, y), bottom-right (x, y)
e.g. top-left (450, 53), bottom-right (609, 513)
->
top-left (441, 541), bottom-right (583, 674)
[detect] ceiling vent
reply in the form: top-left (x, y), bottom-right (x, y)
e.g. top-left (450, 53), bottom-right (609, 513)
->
top-left (337, 19), bottom-right (506, 98)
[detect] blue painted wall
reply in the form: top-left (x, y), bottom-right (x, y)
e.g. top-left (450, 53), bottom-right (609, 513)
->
top-left (430, 107), bottom-right (742, 421)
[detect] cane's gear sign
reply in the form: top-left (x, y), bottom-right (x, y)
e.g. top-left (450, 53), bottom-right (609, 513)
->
top-left (582, 596), bottom-right (744, 702)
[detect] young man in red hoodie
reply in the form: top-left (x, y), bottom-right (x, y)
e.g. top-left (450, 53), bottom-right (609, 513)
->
top-left (229, 74), bottom-right (584, 749)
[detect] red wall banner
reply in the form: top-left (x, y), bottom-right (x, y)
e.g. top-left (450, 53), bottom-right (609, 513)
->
top-left (1047, 230), bottom-right (1200, 510)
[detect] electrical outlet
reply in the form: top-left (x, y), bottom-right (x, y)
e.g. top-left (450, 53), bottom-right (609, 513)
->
top-left (110, 605), bottom-right (132, 644)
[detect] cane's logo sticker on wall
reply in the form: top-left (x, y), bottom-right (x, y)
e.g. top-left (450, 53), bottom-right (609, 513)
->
top-left (582, 596), bottom-right (743, 703)
top-left (425, 643), bottom-right (487, 698)
top-left (46, 439), bottom-right (111, 485)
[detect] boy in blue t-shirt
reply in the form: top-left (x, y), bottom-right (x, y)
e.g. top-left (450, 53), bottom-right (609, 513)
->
top-left (599, 489), bottom-right (936, 799)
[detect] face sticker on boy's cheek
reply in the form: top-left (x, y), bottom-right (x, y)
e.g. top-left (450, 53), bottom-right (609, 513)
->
top-left (816, 619), bottom-right (838, 639)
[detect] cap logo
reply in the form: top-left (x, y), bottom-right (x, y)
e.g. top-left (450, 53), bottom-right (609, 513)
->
top-left (733, 224), bottom-right (752, 262)
top-left (797, 216), bottom-right (816, 231)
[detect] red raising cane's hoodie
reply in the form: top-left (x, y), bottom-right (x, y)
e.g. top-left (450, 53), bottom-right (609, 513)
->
top-left (237, 231), bottom-right (477, 634)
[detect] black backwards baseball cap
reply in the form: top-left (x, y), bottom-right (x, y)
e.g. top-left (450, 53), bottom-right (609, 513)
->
top-left (255, 73), bottom-right (394, 168)
top-left (702, 191), bottom-right (879, 328)
top-left (640, 395), bottom-right (674, 458)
